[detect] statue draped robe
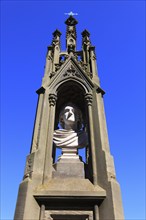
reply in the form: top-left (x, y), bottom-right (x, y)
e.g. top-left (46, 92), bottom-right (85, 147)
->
top-left (53, 129), bottom-right (88, 148)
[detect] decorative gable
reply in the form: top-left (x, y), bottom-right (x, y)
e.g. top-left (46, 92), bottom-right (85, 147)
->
top-left (48, 56), bottom-right (94, 93)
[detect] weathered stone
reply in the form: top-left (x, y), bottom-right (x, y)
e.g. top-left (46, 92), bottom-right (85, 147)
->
top-left (14, 15), bottom-right (124, 220)
top-left (53, 160), bottom-right (85, 178)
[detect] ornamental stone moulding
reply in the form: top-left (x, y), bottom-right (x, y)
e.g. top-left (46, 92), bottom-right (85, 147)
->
top-left (63, 65), bottom-right (81, 78)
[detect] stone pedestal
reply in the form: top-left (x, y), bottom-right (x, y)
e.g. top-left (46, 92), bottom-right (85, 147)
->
top-left (53, 157), bottom-right (85, 178)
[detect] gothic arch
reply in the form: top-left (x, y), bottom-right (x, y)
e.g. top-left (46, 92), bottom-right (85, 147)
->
top-left (54, 79), bottom-right (89, 129)
top-left (50, 75), bottom-right (93, 94)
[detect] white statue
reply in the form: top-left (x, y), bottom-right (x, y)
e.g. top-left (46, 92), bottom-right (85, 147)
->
top-left (53, 103), bottom-right (88, 160)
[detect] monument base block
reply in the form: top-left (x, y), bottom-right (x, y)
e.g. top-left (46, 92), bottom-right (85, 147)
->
top-left (53, 158), bottom-right (85, 178)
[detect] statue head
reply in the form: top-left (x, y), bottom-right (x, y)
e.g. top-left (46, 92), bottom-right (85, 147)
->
top-left (59, 103), bottom-right (82, 130)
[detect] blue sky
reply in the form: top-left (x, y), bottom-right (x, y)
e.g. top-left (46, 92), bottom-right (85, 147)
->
top-left (1, 1), bottom-right (145, 219)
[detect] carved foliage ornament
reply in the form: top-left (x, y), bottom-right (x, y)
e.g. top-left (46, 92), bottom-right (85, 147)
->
top-left (84, 93), bottom-right (93, 106)
top-left (48, 94), bottom-right (57, 106)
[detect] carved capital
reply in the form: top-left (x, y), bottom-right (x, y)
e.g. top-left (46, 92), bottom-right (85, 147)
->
top-left (84, 93), bottom-right (93, 106)
top-left (48, 93), bottom-right (57, 106)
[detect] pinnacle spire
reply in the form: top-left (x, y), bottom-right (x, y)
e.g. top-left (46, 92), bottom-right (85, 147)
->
top-left (65, 15), bottom-right (78, 26)
top-left (65, 16), bottom-right (78, 53)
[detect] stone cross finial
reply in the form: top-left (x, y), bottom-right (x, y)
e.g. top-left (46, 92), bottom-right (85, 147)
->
top-left (64, 11), bottom-right (78, 16)
top-left (65, 15), bottom-right (78, 26)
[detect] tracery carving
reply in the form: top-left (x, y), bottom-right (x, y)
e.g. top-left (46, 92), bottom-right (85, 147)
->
top-left (63, 65), bottom-right (81, 78)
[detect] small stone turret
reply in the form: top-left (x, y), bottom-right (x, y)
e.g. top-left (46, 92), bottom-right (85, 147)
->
top-left (82, 29), bottom-right (91, 64)
top-left (65, 15), bottom-right (78, 54)
top-left (52, 29), bottom-right (61, 70)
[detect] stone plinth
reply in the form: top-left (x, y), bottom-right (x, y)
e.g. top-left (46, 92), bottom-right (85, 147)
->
top-left (53, 158), bottom-right (85, 178)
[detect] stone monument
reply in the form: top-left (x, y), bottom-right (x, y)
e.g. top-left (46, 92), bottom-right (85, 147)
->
top-left (14, 15), bottom-right (124, 220)
top-left (53, 103), bottom-right (88, 178)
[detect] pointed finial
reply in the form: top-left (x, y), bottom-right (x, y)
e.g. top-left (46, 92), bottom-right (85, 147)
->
top-left (64, 11), bottom-right (78, 16)
top-left (82, 29), bottom-right (90, 37)
top-left (65, 15), bottom-right (78, 26)
top-left (53, 29), bottom-right (61, 37)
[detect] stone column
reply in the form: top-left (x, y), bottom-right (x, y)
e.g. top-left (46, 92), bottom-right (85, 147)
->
top-left (84, 93), bottom-right (98, 185)
top-left (39, 204), bottom-right (45, 220)
top-left (43, 93), bottom-right (57, 183)
top-left (94, 205), bottom-right (99, 220)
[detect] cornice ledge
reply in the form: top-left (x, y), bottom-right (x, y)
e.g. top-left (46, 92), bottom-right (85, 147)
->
top-left (96, 85), bottom-right (105, 96)
top-left (36, 87), bottom-right (45, 94)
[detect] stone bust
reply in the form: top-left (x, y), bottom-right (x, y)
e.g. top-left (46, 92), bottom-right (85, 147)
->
top-left (53, 103), bottom-right (88, 149)
top-left (59, 104), bottom-right (82, 131)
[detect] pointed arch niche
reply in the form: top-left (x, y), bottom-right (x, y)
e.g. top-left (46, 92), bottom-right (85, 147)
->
top-left (55, 80), bottom-right (87, 127)
top-left (52, 79), bottom-right (93, 180)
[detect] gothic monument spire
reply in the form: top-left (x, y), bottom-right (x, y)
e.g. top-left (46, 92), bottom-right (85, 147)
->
top-left (14, 16), bottom-right (124, 220)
